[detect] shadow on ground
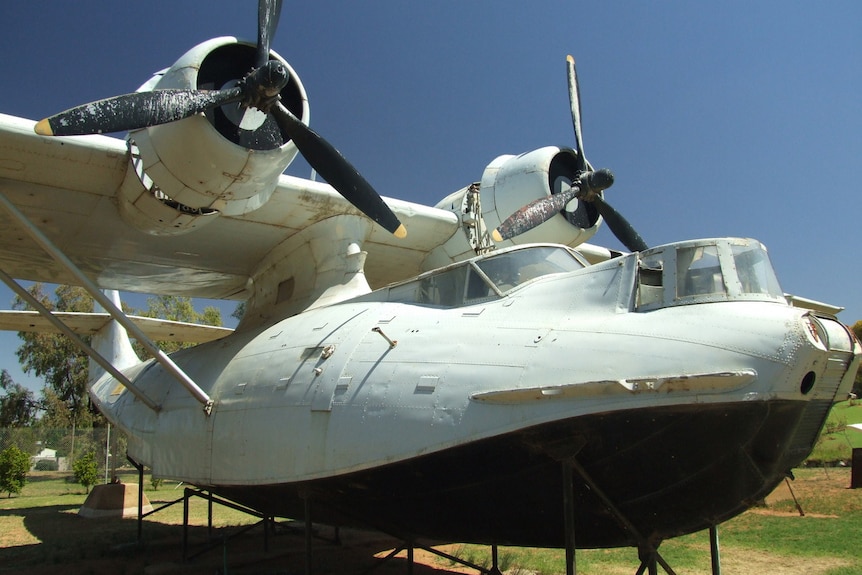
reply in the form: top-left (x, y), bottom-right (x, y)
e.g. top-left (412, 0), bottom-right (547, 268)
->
top-left (0, 502), bottom-right (477, 574)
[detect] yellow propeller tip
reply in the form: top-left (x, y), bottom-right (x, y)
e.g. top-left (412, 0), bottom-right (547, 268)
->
top-left (566, 54), bottom-right (575, 63)
top-left (393, 224), bottom-right (407, 239)
top-left (34, 119), bottom-right (54, 136)
top-left (491, 229), bottom-right (503, 243)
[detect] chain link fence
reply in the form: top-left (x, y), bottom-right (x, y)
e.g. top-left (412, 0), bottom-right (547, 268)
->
top-left (0, 426), bottom-right (128, 474)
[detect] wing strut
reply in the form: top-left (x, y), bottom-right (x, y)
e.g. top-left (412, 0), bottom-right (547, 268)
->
top-left (0, 270), bottom-right (160, 413)
top-left (0, 191), bottom-right (214, 415)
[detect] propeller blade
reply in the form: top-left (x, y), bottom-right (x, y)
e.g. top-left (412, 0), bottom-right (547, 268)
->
top-left (566, 55), bottom-right (587, 173)
top-left (492, 187), bottom-right (578, 243)
top-left (592, 195), bottom-right (648, 252)
top-left (257, 0), bottom-right (283, 68)
top-left (34, 87), bottom-right (244, 136)
top-left (491, 169), bottom-right (614, 242)
top-left (271, 102), bottom-right (406, 238)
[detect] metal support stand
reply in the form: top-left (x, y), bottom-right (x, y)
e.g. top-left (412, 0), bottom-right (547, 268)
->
top-left (175, 488), bottom-right (288, 563)
top-left (568, 457), bottom-right (686, 575)
top-left (127, 456), bottom-right (145, 543)
top-left (183, 489), bottom-right (190, 562)
top-left (489, 544), bottom-right (503, 575)
top-left (562, 460), bottom-right (577, 575)
top-left (636, 548), bottom-right (658, 575)
top-left (304, 495), bottom-right (313, 575)
top-left (407, 545), bottom-right (414, 575)
top-left (208, 492), bottom-right (214, 540)
top-left (358, 534), bottom-right (496, 574)
top-left (709, 525), bottom-right (722, 575)
top-left (785, 476), bottom-right (805, 516)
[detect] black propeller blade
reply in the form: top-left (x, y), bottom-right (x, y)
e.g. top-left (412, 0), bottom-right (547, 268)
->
top-left (592, 194), bottom-right (648, 253)
top-left (271, 103), bottom-right (406, 237)
top-left (34, 0), bottom-right (405, 238)
top-left (492, 55), bottom-right (647, 252)
top-left (567, 55), bottom-right (587, 174)
top-left (34, 87), bottom-right (244, 137)
top-left (257, 0), bottom-right (283, 68)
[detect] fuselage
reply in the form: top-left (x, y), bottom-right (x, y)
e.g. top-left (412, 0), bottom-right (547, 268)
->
top-left (90, 238), bottom-right (860, 547)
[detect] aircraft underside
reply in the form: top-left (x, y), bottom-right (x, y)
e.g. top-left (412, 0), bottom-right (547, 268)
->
top-left (208, 396), bottom-right (823, 549)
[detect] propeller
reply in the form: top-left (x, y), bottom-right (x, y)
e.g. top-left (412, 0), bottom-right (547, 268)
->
top-left (492, 56), bottom-right (646, 252)
top-left (33, 0), bottom-right (406, 239)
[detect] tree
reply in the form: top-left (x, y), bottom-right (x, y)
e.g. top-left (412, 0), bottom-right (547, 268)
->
top-left (0, 445), bottom-right (30, 497)
top-left (72, 450), bottom-right (99, 493)
top-left (231, 301), bottom-right (245, 323)
top-left (0, 369), bottom-right (39, 427)
top-left (14, 284), bottom-right (97, 425)
top-left (132, 295), bottom-right (223, 355)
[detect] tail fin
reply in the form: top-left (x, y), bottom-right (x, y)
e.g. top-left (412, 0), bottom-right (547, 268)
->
top-left (88, 290), bottom-right (140, 384)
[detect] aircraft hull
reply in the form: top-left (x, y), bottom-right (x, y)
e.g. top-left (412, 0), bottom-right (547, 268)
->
top-left (209, 396), bottom-right (820, 548)
top-left (90, 242), bottom-right (860, 549)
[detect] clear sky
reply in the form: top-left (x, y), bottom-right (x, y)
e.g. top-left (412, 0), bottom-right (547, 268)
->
top-left (0, 1), bottom-right (859, 393)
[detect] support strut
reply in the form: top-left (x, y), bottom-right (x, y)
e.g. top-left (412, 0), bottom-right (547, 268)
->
top-left (0, 190), bottom-right (213, 414)
top-left (0, 270), bottom-right (160, 412)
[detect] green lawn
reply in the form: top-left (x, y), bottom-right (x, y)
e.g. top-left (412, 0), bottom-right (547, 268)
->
top-left (807, 400), bottom-right (862, 464)
top-left (448, 468), bottom-right (862, 574)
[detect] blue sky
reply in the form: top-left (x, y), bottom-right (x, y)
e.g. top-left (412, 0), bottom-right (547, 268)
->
top-left (0, 1), bottom-right (859, 393)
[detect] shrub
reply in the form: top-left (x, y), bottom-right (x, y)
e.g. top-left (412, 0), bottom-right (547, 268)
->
top-left (150, 475), bottom-right (163, 491)
top-left (0, 445), bottom-right (30, 497)
top-left (72, 451), bottom-right (99, 493)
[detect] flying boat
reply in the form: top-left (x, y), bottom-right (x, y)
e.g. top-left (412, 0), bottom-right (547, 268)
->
top-left (0, 2), bottom-right (858, 574)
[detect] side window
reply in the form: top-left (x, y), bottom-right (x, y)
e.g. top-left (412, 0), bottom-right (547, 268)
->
top-left (465, 267), bottom-right (493, 300)
top-left (637, 253), bottom-right (664, 308)
top-left (417, 266), bottom-right (468, 306)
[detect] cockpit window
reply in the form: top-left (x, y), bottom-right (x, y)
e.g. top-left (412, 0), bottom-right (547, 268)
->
top-left (418, 266), bottom-right (468, 306)
top-left (387, 245), bottom-right (585, 307)
top-left (676, 245), bottom-right (724, 299)
top-left (635, 239), bottom-right (784, 311)
top-left (731, 242), bottom-right (782, 296)
top-left (475, 246), bottom-right (585, 294)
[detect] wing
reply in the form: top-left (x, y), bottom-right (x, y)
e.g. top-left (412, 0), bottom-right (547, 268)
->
top-left (0, 310), bottom-right (232, 343)
top-left (0, 114), bottom-right (460, 303)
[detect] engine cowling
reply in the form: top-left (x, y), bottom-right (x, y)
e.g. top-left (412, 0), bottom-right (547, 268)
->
top-left (118, 37), bottom-right (309, 235)
top-left (426, 146), bottom-right (601, 269)
top-left (478, 146), bottom-right (600, 244)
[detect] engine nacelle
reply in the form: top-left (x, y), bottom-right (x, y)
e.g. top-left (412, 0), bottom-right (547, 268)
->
top-left (118, 37), bottom-right (309, 235)
top-left (426, 147), bottom-right (601, 268)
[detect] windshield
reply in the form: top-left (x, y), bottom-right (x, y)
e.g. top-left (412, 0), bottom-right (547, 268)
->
top-left (731, 242), bottom-right (783, 296)
top-left (387, 245), bottom-right (585, 307)
top-left (676, 245), bottom-right (725, 298)
top-left (475, 246), bottom-right (586, 294)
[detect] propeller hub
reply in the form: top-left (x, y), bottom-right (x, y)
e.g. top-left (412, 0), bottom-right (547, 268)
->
top-left (242, 60), bottom-right (290, 112)
top-left (579, 168), bottom-right (614, 200)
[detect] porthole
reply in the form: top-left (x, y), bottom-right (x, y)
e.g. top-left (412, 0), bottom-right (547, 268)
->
top-left (800, 371), bottom-right (816, 395)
